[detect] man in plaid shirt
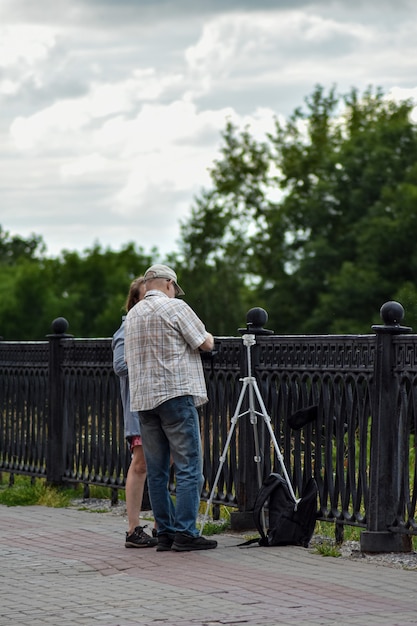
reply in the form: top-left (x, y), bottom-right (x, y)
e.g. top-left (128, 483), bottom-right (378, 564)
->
top-left (125, 264), bottom-right (217, 552)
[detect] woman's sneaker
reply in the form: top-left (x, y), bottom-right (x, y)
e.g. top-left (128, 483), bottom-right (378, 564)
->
top-left (125, 525), bottom-right (157, 548)
top-left (171, 532), bottom-right (217, 552)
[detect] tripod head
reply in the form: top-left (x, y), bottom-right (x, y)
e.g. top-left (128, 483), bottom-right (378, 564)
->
top-left (242, 333), bottom-right (256, 347)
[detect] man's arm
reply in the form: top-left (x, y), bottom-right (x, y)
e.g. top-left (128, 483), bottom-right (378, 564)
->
top-left (199, 332), bottom-right (214, 352)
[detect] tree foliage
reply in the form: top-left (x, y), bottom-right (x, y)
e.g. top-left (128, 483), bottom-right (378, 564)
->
top-left (0, 226), bottom-right (46, 265)
top-left (0, 235), bottom-right (154, 340)
top-left (178, 85), bottom-right (417, 334)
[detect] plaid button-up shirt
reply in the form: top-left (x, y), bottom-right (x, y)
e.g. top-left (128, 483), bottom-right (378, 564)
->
top-left (124, 290), bottom-right (210, 411)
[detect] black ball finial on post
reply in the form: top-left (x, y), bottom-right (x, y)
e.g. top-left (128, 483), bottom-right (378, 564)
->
top-left (380, 301), bottom-right (404, 325)
top-left (239, 307), bottom-right (274, 336)
top-left (372, 301), bottom-right (412, 334)
top-left (51, 317), bottom-right (70, 336)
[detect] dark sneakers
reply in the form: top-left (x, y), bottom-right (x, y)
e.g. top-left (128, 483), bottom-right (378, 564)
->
top-left (171, 532), bottom-right (218, 552)
top-left (156, 532), bottom-right (175, 552)
top-left (125, 525), bottom-right (158, 548)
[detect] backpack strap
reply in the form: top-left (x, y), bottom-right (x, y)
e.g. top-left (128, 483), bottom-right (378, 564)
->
top-left (236, 537), bottom-right (262, 547)
top-left (253, 473), bottom-right (285, 546)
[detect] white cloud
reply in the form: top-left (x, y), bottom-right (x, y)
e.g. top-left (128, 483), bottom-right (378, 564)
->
top-left (0, 79), bottom-right (19, 96)
top-left (0, 24), bottom-right (57, 98)
top-left (2, 1), bottom-right (417, 258)
top-left (9, 65), bottom-right (278, 220)
top-left (185, 11), bottom-right (367, 78)
top-left (60, 153), bottom-right (115, 179)
top-left (9, 68), bottom-right (186, 152)
top-left (0, 24), bottom-right (56, 67)
top-left (112, 101), bottom-right (277, 215)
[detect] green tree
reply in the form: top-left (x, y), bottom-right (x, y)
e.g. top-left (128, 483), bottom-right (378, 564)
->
top-left (0, 226), bottom-right (46, 264)
top-left (175, 122), bottom-right (275, 334)
top-left (48, 243), bottom-right (155, 338)
top-left (178, 85), bottom-right (417, 334)
top-left (0, 259), bottom-right (64, 339)
top-left (287, 86), bottom-right (417, 332)
top-left (0, 239), bottom-right (157, 340)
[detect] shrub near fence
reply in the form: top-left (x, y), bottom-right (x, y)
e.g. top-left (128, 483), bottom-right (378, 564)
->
top-left (0, 303), bottom-right (416, 552)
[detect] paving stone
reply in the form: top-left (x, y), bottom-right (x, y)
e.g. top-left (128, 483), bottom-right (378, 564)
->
top-left (1, 504), bottom-right (417, 626)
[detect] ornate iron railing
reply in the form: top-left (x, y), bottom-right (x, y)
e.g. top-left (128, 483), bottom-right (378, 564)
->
top-left (0, 304), bottom-right (416, 551)
top-left (0, 342), bottom-right (49, 477)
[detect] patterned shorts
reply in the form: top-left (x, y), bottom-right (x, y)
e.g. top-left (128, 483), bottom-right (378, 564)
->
top-left (128, 435), bottom-right (142, 452)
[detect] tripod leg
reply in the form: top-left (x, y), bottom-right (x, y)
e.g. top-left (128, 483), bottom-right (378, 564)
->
top-left (252, 381), bottom-right (299, 505)
top-left (248, 383), bottom-right (267, 534)
top-left (199, 380), bottom-right (249, 536)
top-left (248, 383), bottom-right (263, 489)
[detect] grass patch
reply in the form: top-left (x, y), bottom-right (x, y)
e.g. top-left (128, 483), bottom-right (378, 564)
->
top-left (199, 519), bottom-right (230, 535)
top-left (314, 520), bottom-right (362, 542)
top-left (0, 475), bottom-right (119, 508)
top-left (0, 475), bottom-right (77, 507)
top-left (313, 540), bottom-right (342, 558)
top-left (198, 502), bottom-right (232, 535)
top-left (340, 524), bottom-right (361, 542)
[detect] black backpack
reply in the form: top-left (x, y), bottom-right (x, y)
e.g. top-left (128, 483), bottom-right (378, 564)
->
top-left (253, 473), bottom-right (318, 547)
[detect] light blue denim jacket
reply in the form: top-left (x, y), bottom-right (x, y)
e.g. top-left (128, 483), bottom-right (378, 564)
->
top-left (112, 316), bottom-right (141, 439)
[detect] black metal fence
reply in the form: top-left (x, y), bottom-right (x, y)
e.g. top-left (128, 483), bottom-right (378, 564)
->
top-left (1, 304), bottom-right (416, 552)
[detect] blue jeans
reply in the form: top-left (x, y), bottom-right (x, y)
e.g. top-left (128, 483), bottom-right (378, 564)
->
top-left (139, 395), bottom-right (204, 537)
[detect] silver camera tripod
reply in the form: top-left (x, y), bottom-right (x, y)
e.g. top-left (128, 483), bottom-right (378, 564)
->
top-left (199, 332), bottom-right (300, 536)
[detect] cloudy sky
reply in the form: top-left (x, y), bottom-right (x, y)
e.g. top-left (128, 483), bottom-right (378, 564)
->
top-left (1, 0), bottom-right (417, 259)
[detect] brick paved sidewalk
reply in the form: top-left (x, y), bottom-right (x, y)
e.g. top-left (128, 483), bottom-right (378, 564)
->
top-left (1, 504), bottom-right (416, 626)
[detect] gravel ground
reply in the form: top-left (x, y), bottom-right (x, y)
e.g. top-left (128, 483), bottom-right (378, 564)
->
top-left (310, 535), bottom-right (417, 571)
top-left (69, 498), bottom-right (417, 571)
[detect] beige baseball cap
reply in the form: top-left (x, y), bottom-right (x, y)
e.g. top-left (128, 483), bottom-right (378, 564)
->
top-left (144, 264), bottom-right (185, 295)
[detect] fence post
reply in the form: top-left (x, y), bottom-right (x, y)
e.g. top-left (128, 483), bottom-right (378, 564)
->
top-left (360, 301), bottom-right (412, 553)
top-left (46, 317), bottom-right (73, 485)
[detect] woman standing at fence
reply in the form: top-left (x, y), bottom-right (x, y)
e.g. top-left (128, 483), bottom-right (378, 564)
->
top-left (112, 277), bottom-right (157, 548)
